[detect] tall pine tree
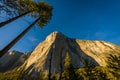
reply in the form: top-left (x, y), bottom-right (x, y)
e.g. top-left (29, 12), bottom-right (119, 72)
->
top-left (0, 1), bottom-right (52, 28)
top-left (0, 1), bottom-right (53, 57)
top-left (62, 52), bottom-right (78, 80)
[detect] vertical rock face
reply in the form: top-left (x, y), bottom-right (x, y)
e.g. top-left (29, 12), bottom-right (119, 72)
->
top-left (21, 31), bottom-right (120, 76)
top-left (0, 51), bottom-right (30, 72)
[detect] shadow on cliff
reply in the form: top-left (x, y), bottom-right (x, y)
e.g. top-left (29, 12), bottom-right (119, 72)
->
top-left (43, 32), bottom-right (99, 73)
top-left (66, 38), bottom-right (99, 68)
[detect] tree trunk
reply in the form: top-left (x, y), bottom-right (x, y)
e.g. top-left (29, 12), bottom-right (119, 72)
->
top-left (0, 17), bottom-right (40, 57)
top-left (0, 10), bottom-right (32, 28)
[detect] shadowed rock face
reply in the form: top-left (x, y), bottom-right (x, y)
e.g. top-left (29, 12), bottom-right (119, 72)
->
top-left (0, 51), bottom-right (30, 72)
top-left (21, 31), bottom-right (120, 76)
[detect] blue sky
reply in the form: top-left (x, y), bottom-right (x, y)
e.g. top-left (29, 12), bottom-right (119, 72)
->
top-left (0, 0), bottom-right (120, 52)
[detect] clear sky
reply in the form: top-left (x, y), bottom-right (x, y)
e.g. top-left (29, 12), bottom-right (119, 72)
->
top-left (0, 0), bottom-right (120, 52)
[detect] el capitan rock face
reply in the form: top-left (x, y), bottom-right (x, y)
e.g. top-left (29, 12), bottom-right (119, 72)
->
top-left (20, 31), bottom-right (120, 76)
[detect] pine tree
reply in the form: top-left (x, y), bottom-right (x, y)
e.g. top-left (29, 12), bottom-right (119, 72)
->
top-left (0, 1), bottom-right (53, 57)
top-left (107, 54), bottom-right (120, 79)
top-left (0, 1), bottom-right (53, 28)
top-left (0, 11), bottom-right (32, 27)
top-left (107, 55), bottom-right (120, 70)
top-left (62, 52), bottom-right (78, 80)
top-left (0, 17), bottom-right (40, 57)
top-left (0, 0), bottom-right (32, 27)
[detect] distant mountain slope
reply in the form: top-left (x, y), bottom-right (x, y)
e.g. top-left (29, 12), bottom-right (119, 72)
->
top-left (76, 40), bottom-right (120, 66)
top-left (0, 51), bottom-right (30, 72)
top-left (20, 31), bottom-right (120, 77)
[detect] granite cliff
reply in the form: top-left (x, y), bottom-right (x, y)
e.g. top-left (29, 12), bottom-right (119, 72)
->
top-left (19, 31), bottom-right (120, 76)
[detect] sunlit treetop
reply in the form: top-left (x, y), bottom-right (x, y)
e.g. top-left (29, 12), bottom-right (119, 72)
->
top-left (0, 0), bottom-right (53, 27)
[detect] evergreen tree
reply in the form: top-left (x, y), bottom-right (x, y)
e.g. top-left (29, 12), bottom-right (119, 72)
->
top-left (0, 17), bottom-right (40, 57)
top-left (107, 55), bottom-right (120, 70)
top-left (0, 1), bottom-right (52, 28)
top-left (107, 55), bottom-right (120, 79)
top-left (62, 52), bottom-right (78, 80)
top-left (0, 0), bottom-right (32, 27)
top-left (0, 1), bottom-right (53, 57)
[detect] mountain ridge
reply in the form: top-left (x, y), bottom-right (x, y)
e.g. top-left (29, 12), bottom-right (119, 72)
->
top-left (0, 51), bottom-right (30, 72)
top-left (0, 31), bottom-right (120, 78)
top-left (18, 31), bottom-right (120, 77)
